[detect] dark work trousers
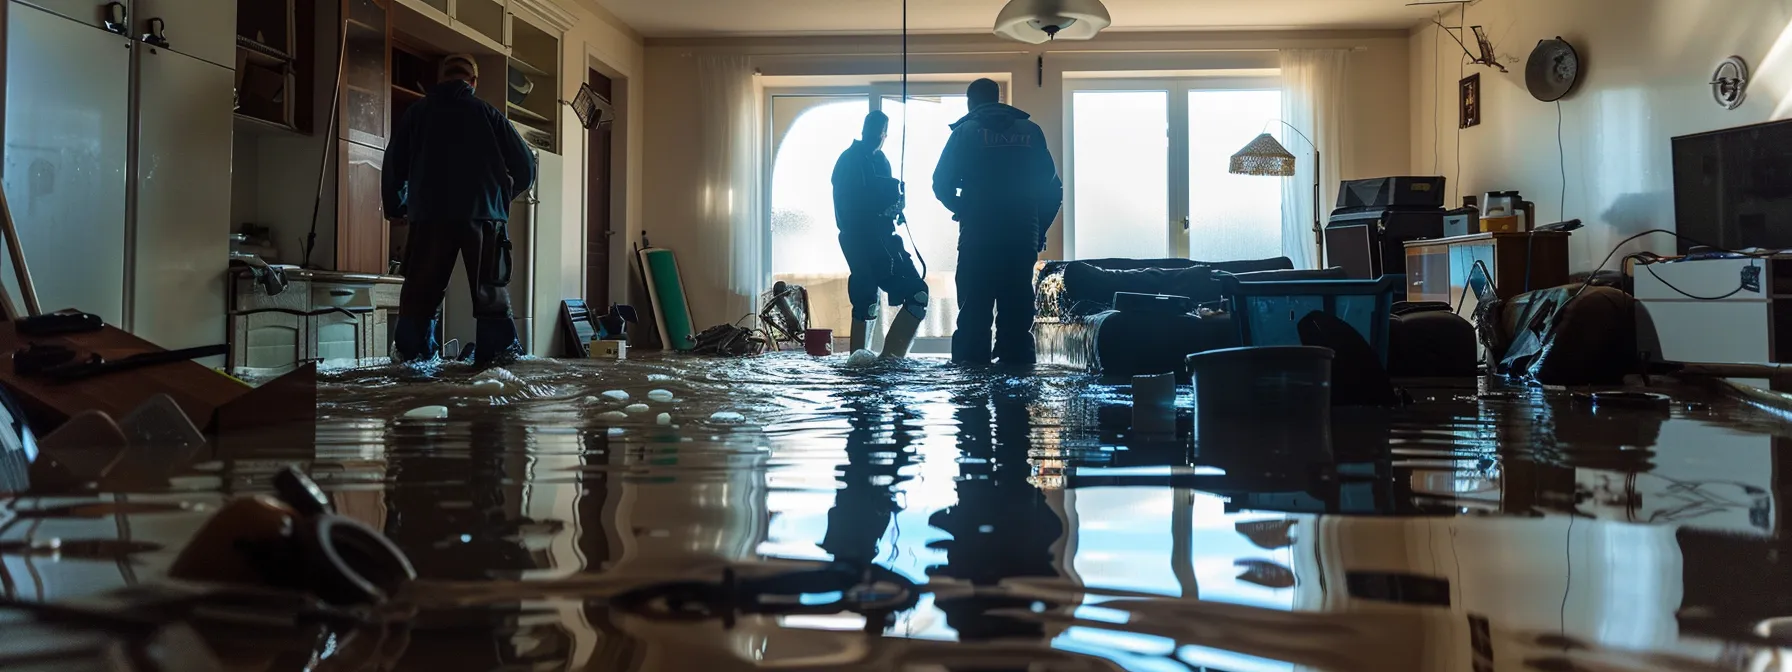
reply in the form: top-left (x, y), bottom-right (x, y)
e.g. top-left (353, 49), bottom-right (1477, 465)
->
top-left (841, 232), bottom-right (928, 322)
top-left (952, 245), bottom-right (1038, 366)
top-left (395, 219), bottom-right (517, 363)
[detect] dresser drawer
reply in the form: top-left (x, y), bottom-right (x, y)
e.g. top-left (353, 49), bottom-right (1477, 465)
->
top-left (233, 276), bottom-right (311, 314)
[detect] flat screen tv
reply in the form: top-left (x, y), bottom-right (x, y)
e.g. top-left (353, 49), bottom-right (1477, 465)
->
top-left (1672, 118), bottom-right (1792, 254)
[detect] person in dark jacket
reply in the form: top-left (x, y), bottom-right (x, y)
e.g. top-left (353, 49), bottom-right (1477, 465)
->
top-left (832, 111), bottom-right (928, 357)
top-left (383, 54), bottom-right (537, 366)
top-left (932, 79), bottom-right (1062, 366)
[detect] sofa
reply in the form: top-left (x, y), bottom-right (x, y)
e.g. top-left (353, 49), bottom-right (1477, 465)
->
top-left (1034, 257), bottom-right (1346, 378)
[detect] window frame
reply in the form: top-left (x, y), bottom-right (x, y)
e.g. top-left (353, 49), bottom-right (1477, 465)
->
top-left (1062, 74), bottom-right (1281, 261)
top-left (762, 82), bottom-right (984, 353)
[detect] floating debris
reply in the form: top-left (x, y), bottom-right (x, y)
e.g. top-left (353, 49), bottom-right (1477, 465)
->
top-left (710, 411), bottom-right (746, 424)
top-left (596, 411), bottom-right (628, 421)
top-left (624, 403), bottom-right (651, 414)
top-left (601, 390), bottom-right (631, 402)
top-left (403, 406), bottom-right (449, 420)
top-left (656, 413), bottom-right (672, 426)
top-left (647, 389), bottom-right (675, 402)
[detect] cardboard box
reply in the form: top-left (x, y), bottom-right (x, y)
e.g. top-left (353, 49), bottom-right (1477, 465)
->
top-left (1480, 215), bottom-right (1520, 234)
top-left (588, 339), bottom-right (627, 359)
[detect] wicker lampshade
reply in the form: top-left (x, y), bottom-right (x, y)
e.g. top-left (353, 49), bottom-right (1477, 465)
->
top-left (1229, 133), bottom-right (1298, 177)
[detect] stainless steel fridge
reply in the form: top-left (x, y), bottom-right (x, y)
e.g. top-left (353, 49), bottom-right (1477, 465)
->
top-left (2, 0), bottom-right (234, 354)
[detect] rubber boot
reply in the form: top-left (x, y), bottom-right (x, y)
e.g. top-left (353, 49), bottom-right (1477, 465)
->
top-left (848, 319), bottom-right (873, 353)
top-left (392, 316), bottom-right (439, 363)
top-left (474, 318), bottom-right (522, 367)
top-left (881, 309), bottom-right (923, 359)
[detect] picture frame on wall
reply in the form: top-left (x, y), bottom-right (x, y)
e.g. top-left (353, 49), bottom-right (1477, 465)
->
top-left (1460, 74), bottom-right (1482, 129)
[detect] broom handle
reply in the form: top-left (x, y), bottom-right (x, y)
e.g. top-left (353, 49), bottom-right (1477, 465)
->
top-left (0, 183), bottom-right (41, 317)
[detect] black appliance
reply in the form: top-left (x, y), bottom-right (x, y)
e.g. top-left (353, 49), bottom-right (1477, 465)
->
top-left (1325, 211), bottom-right (1445, 279)
top-left (1672, 118), bottom-right (1792, 254)
top-left (1336, 176), bottom-right (1447, 210)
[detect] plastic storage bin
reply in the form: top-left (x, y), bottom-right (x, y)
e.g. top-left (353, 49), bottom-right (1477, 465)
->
top-left (1219, 274), bottom-right (1404, 363)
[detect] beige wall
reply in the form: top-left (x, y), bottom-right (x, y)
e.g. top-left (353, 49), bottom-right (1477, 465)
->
top-left (547, 0), bottom-right (647, 310)
top-left (1409, 0), bottom-right (1792, 271)
top-left (644, 30), bottom-right (1411, 328)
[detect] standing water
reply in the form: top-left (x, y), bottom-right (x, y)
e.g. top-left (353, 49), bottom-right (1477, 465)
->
top-left (2, 352), bottom-right (1790, 670)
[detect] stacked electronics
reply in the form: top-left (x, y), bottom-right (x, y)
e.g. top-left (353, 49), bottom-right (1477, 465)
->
top-left (1324, 177), bottom-right (1447, 279)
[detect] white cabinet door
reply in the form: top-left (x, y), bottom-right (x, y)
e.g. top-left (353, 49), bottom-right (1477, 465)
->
top-left (530, 150), bottom-right (565, 356)
top-left (132, 45), bottom-right (233, 351)
top-left (2, 1), bottom-right (133, 322)
top-left (133, 0), bottom-right (237, 69)
top-left (15, 0), bottom-right (127, 30)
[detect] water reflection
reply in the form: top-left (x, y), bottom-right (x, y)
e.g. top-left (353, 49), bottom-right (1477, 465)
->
top-left (0, 354), bottom-right (1789, 670)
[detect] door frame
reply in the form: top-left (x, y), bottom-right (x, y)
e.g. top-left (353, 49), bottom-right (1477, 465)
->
top-left (762, 83), bottom-right (979, 354)
top-left (1062, 75), bottom-right (1280, 261)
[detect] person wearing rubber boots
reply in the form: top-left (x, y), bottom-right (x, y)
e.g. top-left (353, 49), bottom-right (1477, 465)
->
top-left (932, 79), bottom-right (1062, 367)
top-left (382, 54), bottom-right (536, 366)
top-left (831, 111), bottom-right (929, 358)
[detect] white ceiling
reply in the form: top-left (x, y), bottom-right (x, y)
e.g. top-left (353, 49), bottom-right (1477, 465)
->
top-left (597, 0), bottom-right (1439, 38)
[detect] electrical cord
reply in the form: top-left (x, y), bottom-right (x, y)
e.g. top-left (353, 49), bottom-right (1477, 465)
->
top-left (1641, 261), bottom-right (1756, 301)
top-left (895, 0), bottom-right (928, 280)
top-left (1556, 101), bottom-right (1567, 224)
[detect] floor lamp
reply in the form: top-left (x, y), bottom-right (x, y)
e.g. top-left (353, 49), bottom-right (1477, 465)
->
top-left (1229, 124), bottom-right (1323, 269)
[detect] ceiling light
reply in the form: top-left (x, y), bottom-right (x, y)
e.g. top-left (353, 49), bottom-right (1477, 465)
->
top-left (993, 0), bottom-right (1112, 44)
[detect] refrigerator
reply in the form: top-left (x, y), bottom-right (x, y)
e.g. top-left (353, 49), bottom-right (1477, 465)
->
top-left (2, 0), bottom-right (234, 354)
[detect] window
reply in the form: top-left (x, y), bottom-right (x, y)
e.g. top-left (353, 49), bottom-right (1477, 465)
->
top-left (1067, 79), bottom-right (1284, 263)
top-left (767, 84), bottom-right (977, 351)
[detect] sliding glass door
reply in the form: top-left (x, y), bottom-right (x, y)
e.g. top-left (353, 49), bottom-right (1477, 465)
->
top-left (1068, 79), bottom-right (1284, 263)
top-left (767, 85), bottom-right (971, 352)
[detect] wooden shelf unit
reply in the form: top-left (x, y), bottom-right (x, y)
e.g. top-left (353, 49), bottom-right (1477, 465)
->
top-left (235, 0), bottom-right (313, 132)
top-left (506, 10), bottom-right (558, 152)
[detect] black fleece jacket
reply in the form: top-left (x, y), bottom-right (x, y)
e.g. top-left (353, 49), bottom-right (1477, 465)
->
top-left (382, 80), bottom-right (536, 223)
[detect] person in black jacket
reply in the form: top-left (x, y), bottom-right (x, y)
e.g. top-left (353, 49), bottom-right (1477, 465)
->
top-left (382, 54), bottom-right (537, 366)
top-left (832, 111), bottom-right (928, 357)
top-left (932, 79), bottom-right (1062, 367)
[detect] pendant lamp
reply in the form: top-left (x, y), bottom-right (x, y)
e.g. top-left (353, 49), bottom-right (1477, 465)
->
top-left (994, 0), bottom-right (1112, 44)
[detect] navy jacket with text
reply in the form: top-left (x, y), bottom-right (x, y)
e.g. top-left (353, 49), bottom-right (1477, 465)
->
top-left (931, 103), bottom-right (1063, 253)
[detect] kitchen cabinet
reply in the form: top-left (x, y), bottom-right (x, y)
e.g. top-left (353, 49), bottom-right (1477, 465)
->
top-left (337, 141), bottom-right (389, 274)
top-left (227, 268), bottom-right (401, 373)
top-left (3, 0), bottom-right (235, 363)
top-left (342, 0), bottom-right (391, 148)
top-left (2, 0), bottom-right (133, 324)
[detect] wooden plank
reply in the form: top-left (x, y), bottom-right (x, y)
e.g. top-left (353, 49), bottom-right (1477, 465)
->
top-left (0, 322), bottom-right (249, 433)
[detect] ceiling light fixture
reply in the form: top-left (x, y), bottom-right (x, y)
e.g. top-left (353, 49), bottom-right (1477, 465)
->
top-left (993, 0), bottom-right (1111, 44)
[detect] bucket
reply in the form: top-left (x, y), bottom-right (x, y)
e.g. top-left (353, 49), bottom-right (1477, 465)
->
top-left (1186, 346), bottom-right (1334, 462)
top-left (805, 329), bottom-right (834, 356)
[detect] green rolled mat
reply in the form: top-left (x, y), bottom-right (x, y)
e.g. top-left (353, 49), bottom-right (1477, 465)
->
top-left (639, 248), bottom-right (695, 351)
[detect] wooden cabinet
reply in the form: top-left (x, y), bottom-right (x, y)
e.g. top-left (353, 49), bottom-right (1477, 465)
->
top-left (337, 141), bottom-right (389, 274)
top-left (342, 0), bottom-right (391, 148)
top-left (227, 269), bottom-right (402, 373)
top-left (1404, 232), bottom-right (1572, 308)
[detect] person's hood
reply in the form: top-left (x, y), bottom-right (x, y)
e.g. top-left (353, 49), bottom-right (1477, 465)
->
top-left (427, 79), bottom-right (477, 100)
top-left (949, 102), bottom-right (1031, 130)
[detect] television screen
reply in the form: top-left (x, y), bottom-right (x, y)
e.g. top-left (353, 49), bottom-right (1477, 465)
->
top-left (1672, 118), bottom-right (1792, 254)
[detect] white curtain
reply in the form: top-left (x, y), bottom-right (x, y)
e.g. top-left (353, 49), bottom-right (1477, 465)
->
top-left (696, 55), bottom-right (764, 318)
top-left (1279, 49), bottom-right (1350, 270)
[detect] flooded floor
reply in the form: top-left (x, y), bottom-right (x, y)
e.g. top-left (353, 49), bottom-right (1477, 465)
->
top-left (4, 352), bottom-right (1792, 671)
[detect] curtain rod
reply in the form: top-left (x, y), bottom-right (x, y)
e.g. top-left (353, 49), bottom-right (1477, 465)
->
top-left (709, 46), bottom-right (1366, 59)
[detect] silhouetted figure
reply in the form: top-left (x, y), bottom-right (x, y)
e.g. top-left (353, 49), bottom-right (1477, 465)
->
top-left (822, 399), bottom-right (918, 564)
top-left (928, 381), bottom-right (1065, 641)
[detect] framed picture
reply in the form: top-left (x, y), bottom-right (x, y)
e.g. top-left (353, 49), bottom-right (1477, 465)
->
top-left (1460, 74), bottom-right (1482, 129)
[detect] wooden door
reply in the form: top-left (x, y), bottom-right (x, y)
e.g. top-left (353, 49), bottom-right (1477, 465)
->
top-left (337, 141), bottom-right (389, 274)
top-left (585, 70), bottom-right (613, 304)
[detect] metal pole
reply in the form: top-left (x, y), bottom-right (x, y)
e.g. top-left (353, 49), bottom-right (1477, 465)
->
top-left (1313, 149), bottom-right (1324, 269)
top-left (0, 184), bottom-right (41, 317)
